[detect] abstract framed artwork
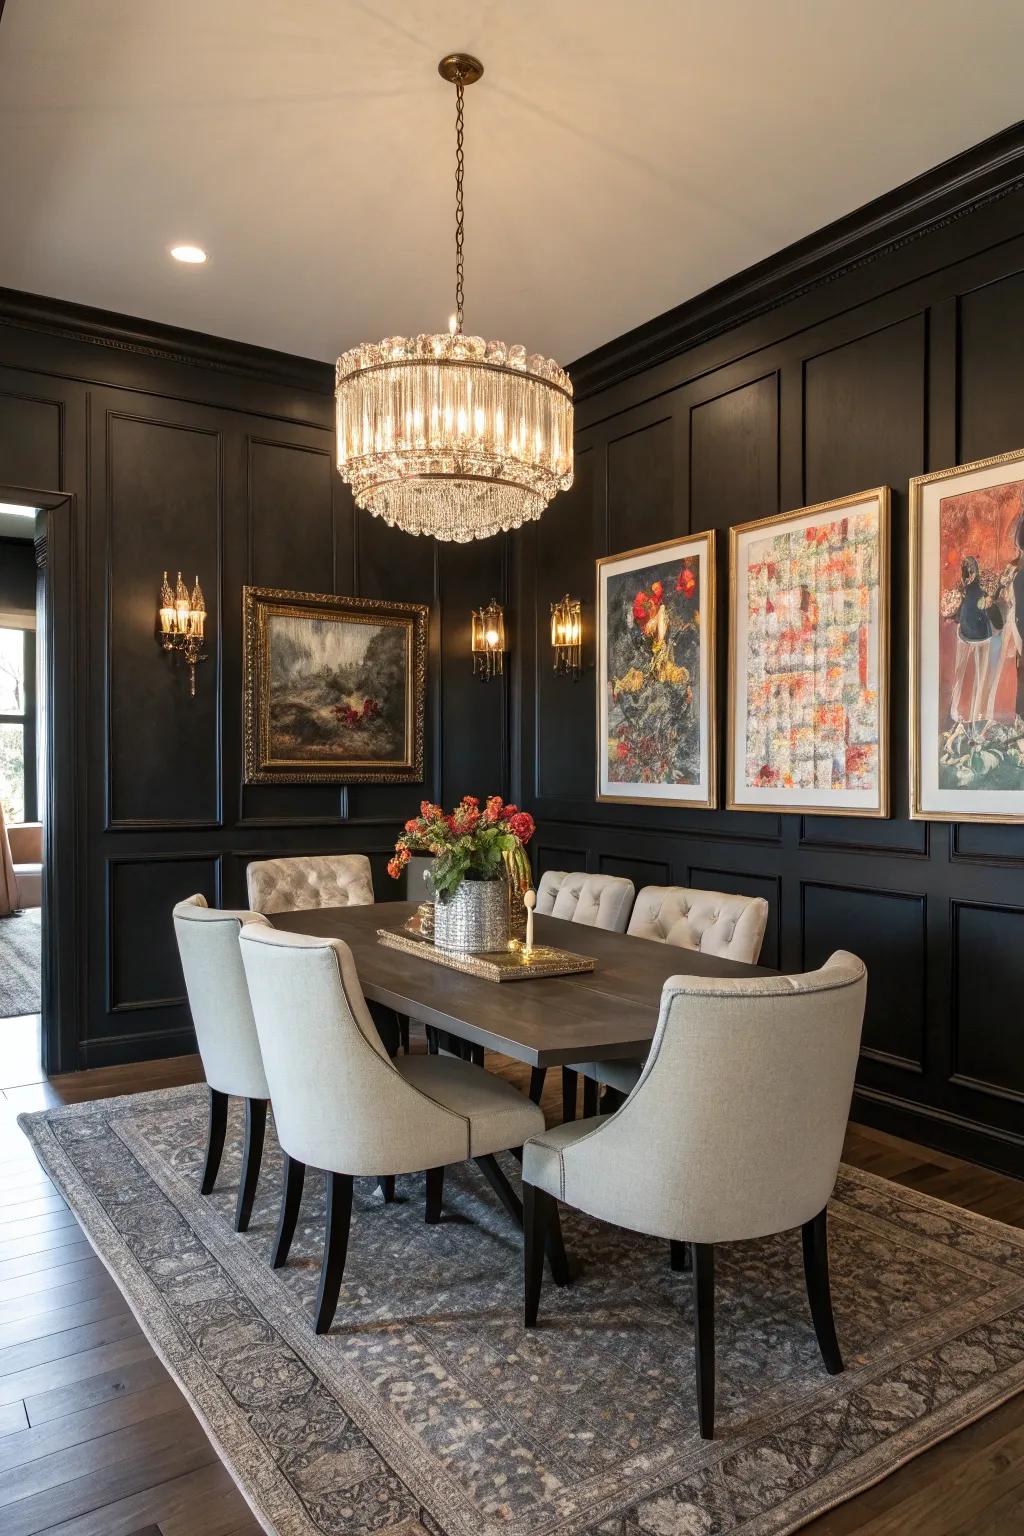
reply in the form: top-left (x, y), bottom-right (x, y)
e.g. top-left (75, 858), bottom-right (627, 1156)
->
top-left (727, 488), bottom-right (890, 817)
top-left (242, 586), bottom-right (427, 784)
top-left (596, 531), bottom-right (716, 807)
top-left (909, 447), bottom-right (1024, 823)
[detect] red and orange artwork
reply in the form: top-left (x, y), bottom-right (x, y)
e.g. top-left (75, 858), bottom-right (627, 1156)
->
top-left (936, 479), bottom-right (1024, 790)
top-left (743, 511), bottom-right (880, 792)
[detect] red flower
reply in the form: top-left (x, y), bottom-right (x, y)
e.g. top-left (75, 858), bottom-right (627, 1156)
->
top-left (632, 590), bottom-right (654, 625)
top-left (676, 564), bottom-right (697, 598)
top-left (387, 856), bottom-right (402, 879)
top-left (460, 794), bottom-right (480, 809)
top-left (404, 817), bottom-right (420, 833)
top-left (420, 801), bottom-right (443, 819)
top-left (651, 579), bottom-right (664, 600)
top-left (483, 794), bottom-right (504, 823)
top-left (502, 804), bottom-right (519, 818)
top-left (616, 741), bottom-right (630, 760)
top-left (507, 811), bottom-right (535, 845)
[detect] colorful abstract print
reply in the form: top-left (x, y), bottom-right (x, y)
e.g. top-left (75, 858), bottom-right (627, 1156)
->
top-left (937, 480), bottom-right (1024, 791)
top-left (744, 512), bottom-right (880, 793)
top-left (606, 555), bottom-right (701, 785)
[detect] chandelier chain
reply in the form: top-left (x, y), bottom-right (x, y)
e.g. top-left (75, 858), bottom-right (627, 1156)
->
top-left (454, 77), bottom-right (465, 333)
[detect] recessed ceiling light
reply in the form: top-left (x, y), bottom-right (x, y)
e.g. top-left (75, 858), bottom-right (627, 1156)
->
top-left (170, 245), bottom-right (207, 264)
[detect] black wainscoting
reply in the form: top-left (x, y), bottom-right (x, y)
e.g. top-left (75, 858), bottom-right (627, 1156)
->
top-left (513, 125), bottom-right (1024, 1177)
top-left (0, 294), bottom-right (509, 1071)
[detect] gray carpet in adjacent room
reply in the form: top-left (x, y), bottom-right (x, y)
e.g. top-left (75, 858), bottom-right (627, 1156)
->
top-left (0, 905), bottom-right (41, 1017)
top-left (18, 1086), bottom-right (1024, 1536)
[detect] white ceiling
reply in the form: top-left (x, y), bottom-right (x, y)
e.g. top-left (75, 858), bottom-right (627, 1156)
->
top-left (1, 1), bottom-right (1022, 370)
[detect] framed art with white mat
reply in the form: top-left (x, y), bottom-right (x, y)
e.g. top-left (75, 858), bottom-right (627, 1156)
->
top-left (728, 488), bottom-right (890, 817)
top-left (910, 448), bottom-right (1024, 823)
top-left (596, 531), bottom-right (716, 808)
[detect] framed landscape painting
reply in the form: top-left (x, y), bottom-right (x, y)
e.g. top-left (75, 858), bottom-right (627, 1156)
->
top-left (910, 447), bottom-right (1024, 823)
top-left (728, 488), bottom-right (890, 816)
top-left (243, 587), bottom-right (427, 784)
top-left (597, 531), bottom-right (716, 807)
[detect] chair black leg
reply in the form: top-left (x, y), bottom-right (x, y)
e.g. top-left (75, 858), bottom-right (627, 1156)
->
top-left (670, 1240), bottom-right (691, 1272)
top-left (425, 1165), bottom-right (444, 1224)
top-left (399, 1016), bottom-right (410, 1053)
top-left (200, 1088), bottom-right (228, 1196)
top-left (545, 1200), bottom-right (571, 1286)
top-left (692, 1242), bottom-right (715, 1440)
top-left (561, 1067), bottom-right (578, 1123)
top-left (524, 1182), bottom-right (553, 1326)
top-left (271, 1153), bottom-right (306, 1269)
top-left (529, 1067), bottom-right (546, 1105)
top-left (802, 1207), bottom-right (844, 1374)
top-left (234, 1097), bottom-right (268, 1232)
top-left (582, 1076), bottom-right (599, 1118)
top-left (314, 1171), bottom-right (353, 1335)
top-left (426, 1025), bottom-right (439, 1055)
top-left (474, 1154), bottom-right (523, 1225)
top-left (379, 1175), bottom-right (396, 1204)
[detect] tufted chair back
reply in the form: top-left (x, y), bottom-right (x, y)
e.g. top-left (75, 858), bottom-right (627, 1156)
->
top-left (245, 854), bottom-right (374, 916)
top-left (535, 870), bottom-right (635, 933)
top-left (172, 895), bottom-right (271, 1100)
top-left (627, 884), bottom-right (768, 964)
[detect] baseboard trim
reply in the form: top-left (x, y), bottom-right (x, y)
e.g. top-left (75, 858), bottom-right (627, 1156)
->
top-left (852, 1085), bottom-right (1024, 1181)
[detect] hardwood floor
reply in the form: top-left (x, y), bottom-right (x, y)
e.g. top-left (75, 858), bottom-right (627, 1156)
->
top-left (0, 1027), bottom-right (1022, 1534)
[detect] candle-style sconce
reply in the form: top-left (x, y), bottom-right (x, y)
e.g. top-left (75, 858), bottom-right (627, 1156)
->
top-left (471, 598), bottom-right (506, 682)
top-left (158, 570), bottom-right (208, 696)
top-left (550, 593), bottom-right (582, 678)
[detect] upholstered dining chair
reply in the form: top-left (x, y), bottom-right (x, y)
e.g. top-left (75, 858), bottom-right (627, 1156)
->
top-left (245, 853), bottom-right (375, 915)
top-left (172, 895), bottom-right (273, 1232)
top-left (522, 952), bottom-right (867, 1439)
top-left (529, 870), bottom-right (635, 1107)
top-left (246, 852), bottom-right (409, 1054)
top-left (238, 923), bottom-right (569, 1334)
top-left (563, 884), bottom-right (770, 1121)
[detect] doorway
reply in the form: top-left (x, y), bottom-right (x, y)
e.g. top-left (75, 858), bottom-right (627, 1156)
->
top-left (0, 498), bottom-right (43, 1085)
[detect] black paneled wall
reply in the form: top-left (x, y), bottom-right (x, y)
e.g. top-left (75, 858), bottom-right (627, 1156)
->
top-left (0, 302), bottom-right (508, 1070)
top-left (514, 149), bottom-right (1024, 1177)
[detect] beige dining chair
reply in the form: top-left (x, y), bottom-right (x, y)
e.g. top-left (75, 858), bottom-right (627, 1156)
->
top-left (238, 923), bottom-right (569, 1334)
top-left (246, 852), bottom-right (409, 1055)
top-left (172, 895), bottom-right (273, 1231)
top-left (529, 870), bottom-right (636, 1107)
top-left (522, 952), bottom-right (867, 1439)
top-left (563, 885), bottom-right (770, 1121)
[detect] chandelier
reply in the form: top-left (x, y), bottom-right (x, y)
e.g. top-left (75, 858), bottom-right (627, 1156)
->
top-left (335, 54), bottom-right (573, 543)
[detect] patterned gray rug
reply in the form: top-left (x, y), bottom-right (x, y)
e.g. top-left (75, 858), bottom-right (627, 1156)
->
top-left (18, 1086), bottom-right (1024, 1536)
top-left (0, 906), bottom-right (41, 1017)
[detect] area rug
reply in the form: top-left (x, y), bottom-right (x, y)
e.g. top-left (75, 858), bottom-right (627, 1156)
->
top-left (0, 906), bottom-right (41, 1017)
top-left (18, 1087), bottom-right (1024, 1536)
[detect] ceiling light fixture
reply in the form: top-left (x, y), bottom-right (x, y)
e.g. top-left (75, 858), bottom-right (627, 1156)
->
top-left (170, 245), bottom-right (207, 264)
top-left (334, 53), bottom-right (573, 543)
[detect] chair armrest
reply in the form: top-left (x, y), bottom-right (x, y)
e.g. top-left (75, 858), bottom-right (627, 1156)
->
top-left (8, 822), bottom-right (42, 862)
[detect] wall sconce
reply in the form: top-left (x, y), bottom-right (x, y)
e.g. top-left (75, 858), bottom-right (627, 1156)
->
top-left (471, 599), bottom-right (506, 682)
top-left (158, 570), bottom-right (208, 696)
top-left (551, 593), bottom-right (582, 678)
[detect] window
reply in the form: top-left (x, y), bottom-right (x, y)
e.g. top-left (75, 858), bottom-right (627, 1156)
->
top-left (0, 626), bottom-right (32, 825)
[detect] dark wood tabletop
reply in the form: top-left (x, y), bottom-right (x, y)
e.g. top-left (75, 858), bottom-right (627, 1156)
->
top-left (267, 900), bottom-right (773, 1069)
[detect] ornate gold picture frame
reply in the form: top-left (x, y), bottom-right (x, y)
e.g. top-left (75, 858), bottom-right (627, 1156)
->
top-left (727, 487), bottom-right (891, 817)
top-left (242, 586), bottom-right (427, 784)
top-left (909, 447), bottom-right (1024, 823)
top-left (596, 530), bottom-right (717, 808)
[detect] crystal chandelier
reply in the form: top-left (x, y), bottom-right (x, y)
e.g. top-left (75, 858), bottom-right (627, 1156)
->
top-left (335, 54), bottom-right (573, 543)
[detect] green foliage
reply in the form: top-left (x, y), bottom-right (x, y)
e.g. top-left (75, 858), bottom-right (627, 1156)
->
top-left (427, 825), bottom-right (517, 900)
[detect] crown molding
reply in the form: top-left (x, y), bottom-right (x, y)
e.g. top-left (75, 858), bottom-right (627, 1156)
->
top-left (567, 121), bottom-right (1024, 401)
top-left (0, 286), bottom-right (334, 396)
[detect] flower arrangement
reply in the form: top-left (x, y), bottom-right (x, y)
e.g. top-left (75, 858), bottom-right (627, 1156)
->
top-left (388, 795), bottom-right (535, 901)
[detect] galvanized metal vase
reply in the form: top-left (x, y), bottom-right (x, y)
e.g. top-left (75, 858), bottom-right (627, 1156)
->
top-left (433, 878), bottom-right (509, 953)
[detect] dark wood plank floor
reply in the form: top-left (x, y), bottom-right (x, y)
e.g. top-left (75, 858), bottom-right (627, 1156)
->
top-left (1, 1021), bottom-right (1022, 1535)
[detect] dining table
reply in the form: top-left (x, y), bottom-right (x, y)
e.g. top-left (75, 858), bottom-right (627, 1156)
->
top-left (267, 900), bottom-right (774, 1076)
